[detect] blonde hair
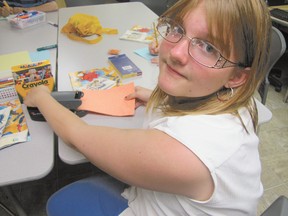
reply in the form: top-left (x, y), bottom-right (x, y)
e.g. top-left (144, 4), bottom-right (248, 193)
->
top-left (147, 0), bottom-right (272, 130)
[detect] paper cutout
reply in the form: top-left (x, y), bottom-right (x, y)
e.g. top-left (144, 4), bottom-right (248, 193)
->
top-left (29, 50), bottom-right (50, 62)
top-left (78, 83), bottom-right (135, 116)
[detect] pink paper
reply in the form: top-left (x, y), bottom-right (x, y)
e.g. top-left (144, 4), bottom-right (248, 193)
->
top-left (78, 83), bottom-right (135, 116)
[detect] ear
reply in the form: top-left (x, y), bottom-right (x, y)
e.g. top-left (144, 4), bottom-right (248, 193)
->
top-left (224, 68), bottom-right (250, 88)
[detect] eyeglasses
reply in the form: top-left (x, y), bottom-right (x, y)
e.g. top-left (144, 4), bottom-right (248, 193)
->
top-left (156, 17), bottom-right (247, 69)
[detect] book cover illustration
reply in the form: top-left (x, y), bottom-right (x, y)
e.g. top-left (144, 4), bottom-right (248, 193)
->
top-left (108, 54), bottom-right (142, 79)
top-left (69, 66), bottom-right (121, 91)
top-left (0, 106), bottom-right (11, 137)
top-left (0, 77), bottom-right (30, 150)
top-left (11, 60), bottom-right (54, 102)
top-left (120, 25), bottom-right (154, 44)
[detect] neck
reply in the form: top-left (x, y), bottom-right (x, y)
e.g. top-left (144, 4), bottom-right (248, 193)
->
top-left (168, 93), bottom-right (215, 110)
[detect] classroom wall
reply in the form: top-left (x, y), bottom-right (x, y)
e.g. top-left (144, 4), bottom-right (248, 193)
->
top-left (55, 0), bottom-right (66, 8)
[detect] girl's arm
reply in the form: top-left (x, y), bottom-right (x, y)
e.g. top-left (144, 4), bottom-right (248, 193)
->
top-left (24, 86), bottom-right (213, 200)
top-left (13, 1), bottom-right (58, 14)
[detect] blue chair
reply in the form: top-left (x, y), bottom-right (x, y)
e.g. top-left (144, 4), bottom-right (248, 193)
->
top-left (46, 175), bottom-right (128, 216)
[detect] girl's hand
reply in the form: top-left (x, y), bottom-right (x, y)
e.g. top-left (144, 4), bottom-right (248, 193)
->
top-left (125, 86), bottom-right (152, 108)
top-left (148, 40), bottom-right (159, 56)
top-left (0, 6), bottom-right (12, 17)
top-left (24, 85), bottom-right (51, 107)
top-left (13, 7), bottom-right (24, 14)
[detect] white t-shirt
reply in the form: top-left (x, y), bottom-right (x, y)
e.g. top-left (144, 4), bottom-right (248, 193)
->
top-left (120, 108), bottom-right (263, 216)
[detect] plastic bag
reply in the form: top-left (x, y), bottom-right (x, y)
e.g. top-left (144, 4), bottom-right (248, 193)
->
top-left (61, 13), bottom-right (118, 44)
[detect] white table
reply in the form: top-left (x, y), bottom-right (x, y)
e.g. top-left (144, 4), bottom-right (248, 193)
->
top-left (270, 5), bottom-right (288, 28)
top-left (57, 2), bottom-right (159, 164)
top-left (0, 11), bottom-right (57, 187)
top-left (0, 11), bottom-right (57, 215)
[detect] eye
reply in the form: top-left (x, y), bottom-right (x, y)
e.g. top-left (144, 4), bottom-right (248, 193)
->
top-left (193, 39), bottom-right (218, 55)
top-left (204, 44), bottom-right (215, 53)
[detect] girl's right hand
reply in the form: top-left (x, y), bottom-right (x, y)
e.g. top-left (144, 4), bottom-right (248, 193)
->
top-left (125, 86), bottom-right (152, 108)
top-left (148, 40), bottom-right (159, 56)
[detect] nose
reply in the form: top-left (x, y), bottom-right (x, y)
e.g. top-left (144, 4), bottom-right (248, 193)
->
top-left (169, 37), bottom-right (190, 64)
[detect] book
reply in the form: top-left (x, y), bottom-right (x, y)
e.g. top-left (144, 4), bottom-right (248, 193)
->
top-left (11, 60), bottom-right (55, 102)
top-left (120, 25), bottom-right (154, 44)
top-left (69, 66), bottom-right (121, 91)
top-left (0, 76), bottom-right (30, 150)
top-left (108, 54), bottom-right (142, 79)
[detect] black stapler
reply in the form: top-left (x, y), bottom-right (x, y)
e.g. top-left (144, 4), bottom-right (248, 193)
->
top-left (27, 91), bottom-right (87, 121)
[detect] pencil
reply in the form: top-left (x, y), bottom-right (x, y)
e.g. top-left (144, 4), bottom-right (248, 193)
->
top-left (153, 22), bottom-right (158, 48)
top-left (3, 0), bottom-right (10, 10)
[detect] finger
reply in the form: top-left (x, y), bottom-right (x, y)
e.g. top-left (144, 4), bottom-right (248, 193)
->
top-left (125, 93), bottom-right (136, 100)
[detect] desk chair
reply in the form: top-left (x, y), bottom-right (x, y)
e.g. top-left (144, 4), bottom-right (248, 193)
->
top-left (46, 175), bottom-right (128, 216)
top-left (261, 196), bottom-right (288, 216)
top-left (258, 26), bottom-right (286, 104)
top-left (255, 99), bottom-right (273, 125)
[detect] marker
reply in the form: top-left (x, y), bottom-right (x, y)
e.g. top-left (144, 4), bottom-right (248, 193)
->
top-left (37, 44), bottom-right (57, 51)
top-left (48, 21), bottom-right (58, 27)
top-left (17, 11), bottom-right (38, 19)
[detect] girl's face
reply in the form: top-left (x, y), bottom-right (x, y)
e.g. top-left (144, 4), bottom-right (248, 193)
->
top-left (157, 2), bottom-right (243, 98)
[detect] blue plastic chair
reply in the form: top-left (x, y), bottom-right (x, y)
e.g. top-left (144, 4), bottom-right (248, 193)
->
top-left (46, 175), bottom-right (128, 216)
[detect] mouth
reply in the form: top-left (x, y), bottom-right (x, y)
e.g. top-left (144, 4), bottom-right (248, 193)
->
top-left (165, 62), bottom-right (186, 79)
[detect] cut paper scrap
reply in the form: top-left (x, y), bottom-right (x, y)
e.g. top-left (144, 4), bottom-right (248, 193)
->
top-left (79, 82), bottom-right (135, 116)
top-left (134, 47), bottom-right (155, 61)
top-left (29, 50), bottom-right (50, 62)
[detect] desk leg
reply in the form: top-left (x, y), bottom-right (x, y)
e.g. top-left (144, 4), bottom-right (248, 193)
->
top-left (284, 88), bottom-right (288, 103)
top-left (0, 201), bottom-right (15, 216)
top-left (2, 186), bottom-right (27, 216)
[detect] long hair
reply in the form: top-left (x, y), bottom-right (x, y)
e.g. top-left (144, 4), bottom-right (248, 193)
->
top-left (147, 0), bottom-right (272, 131)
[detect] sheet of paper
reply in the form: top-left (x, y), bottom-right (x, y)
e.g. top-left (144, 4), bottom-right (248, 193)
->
top-left (134, 47), bottom-right (155, 61)
top-left (0, 51), bottom-right (31, 72)
top-left (29, 50), bottom-right (50, 62)
top-left (79, 83), bottom-right (135, 116)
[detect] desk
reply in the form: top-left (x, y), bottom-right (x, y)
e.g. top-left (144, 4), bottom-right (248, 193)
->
top-left (0, 11), bottom-right (57, 187)
top-left (57, 2), bottom-right (159, 165)
top-left (0, 12), bottom-right (57, 215)
top-left (270, 5), bottom-right (288, 28)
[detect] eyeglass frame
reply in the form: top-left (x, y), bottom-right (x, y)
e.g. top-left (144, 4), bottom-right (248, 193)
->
top-left (156, 17), bottom-right (247, 69)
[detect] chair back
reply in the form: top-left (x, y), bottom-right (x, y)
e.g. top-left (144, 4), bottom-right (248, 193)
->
top-left (258, 26), bottom-right (286, 104)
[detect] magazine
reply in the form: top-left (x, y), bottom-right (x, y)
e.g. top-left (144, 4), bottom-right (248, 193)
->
top-left (0, 76), bottom-right (30, 149)
top-left (69, 66), bottom-right (121, 91)
top-left (120, 25), bottom-right (155, 44)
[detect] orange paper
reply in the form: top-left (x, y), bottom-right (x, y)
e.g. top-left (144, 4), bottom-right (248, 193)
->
top-left (79, 83), bottom-right (135, 116)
